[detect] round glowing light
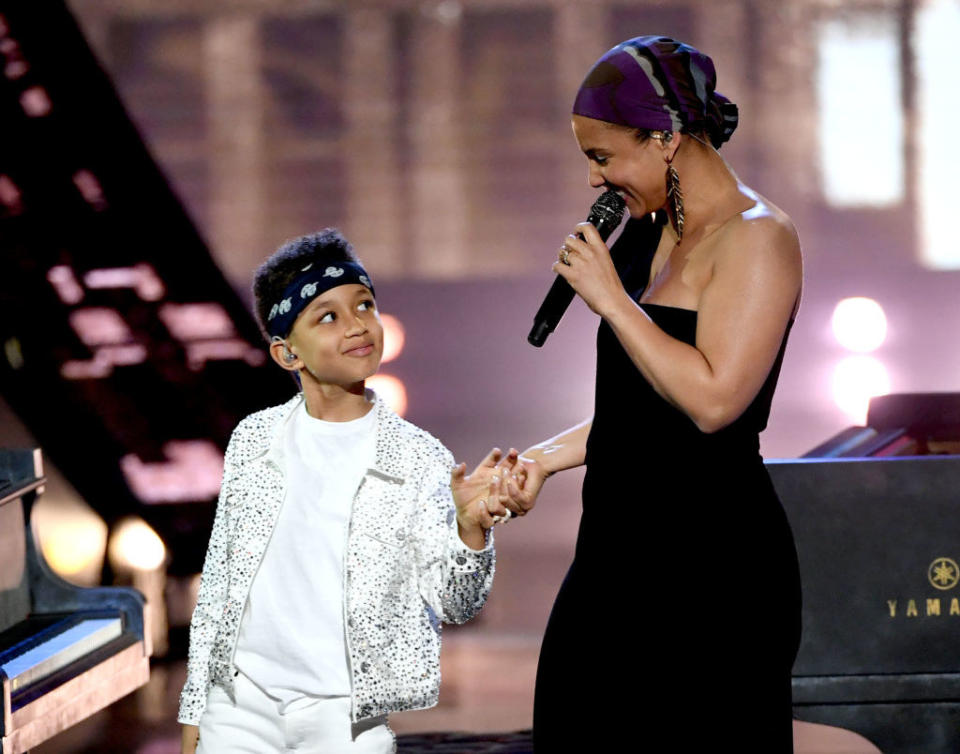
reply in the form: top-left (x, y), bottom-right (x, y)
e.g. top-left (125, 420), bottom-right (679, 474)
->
top-left (831, 297), bottom-right (887, 352)
top-left (367, 374), bottom-right (408, 416)
top-left (108, 517), bottom-right (167, 571)
top-left (380, 314), bottom-right (406, 364)
top-left (42, 520), bottom-right (106, 576)
top-left (831, 355), bottom-right (891, 424)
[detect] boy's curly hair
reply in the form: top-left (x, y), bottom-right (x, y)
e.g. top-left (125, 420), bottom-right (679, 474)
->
top-left (252, 228), bottom-right (361, 340)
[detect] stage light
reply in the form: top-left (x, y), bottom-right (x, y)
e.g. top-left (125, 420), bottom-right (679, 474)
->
top-left (120, 440), bottom-right (224, 504)
top-left (916, 0), bottom-right (960, 268)
top-left (380, 313), bottom-right (406, 363)
top-left (367, 374), bottom-right (408, 416)
top-left (159, 302), bottom-right (236, 339)
top-left (84, 264), bottom-right (165, 300)
top-left (832, 355), bottom-right (891, 425)
top-left (47, 265), bottom-right (84, 304)
top-left (831, 297), bottom-right (887, 352)
top-left (34, 503), bottom-right (108, 584)
top-left (817, 13), bottom-right (903, 207)
top-left (107, 517), bottom-right (169, 657)
top-left (108, 517), bottom-right (167, 572)
top-left (42, 526), bottom-right (104, 576)
top-left (69, 307), bottom-right (132, 346)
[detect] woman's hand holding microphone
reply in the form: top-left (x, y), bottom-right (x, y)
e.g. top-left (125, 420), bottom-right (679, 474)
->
top-left (553, 221), bottom-right (631, 321)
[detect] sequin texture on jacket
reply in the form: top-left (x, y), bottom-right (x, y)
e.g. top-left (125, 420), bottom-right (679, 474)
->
top-left (178, 393), bottom-right (495, 724)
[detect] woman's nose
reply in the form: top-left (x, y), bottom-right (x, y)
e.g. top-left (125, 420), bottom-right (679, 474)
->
top-left (587, 164), bottom-right (605, 188)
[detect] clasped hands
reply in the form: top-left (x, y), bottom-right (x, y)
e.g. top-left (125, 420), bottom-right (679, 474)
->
top-left (451, 448), bottom-right (545, 538)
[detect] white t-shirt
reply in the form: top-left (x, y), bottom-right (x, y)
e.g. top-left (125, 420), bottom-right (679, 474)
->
top-left (234, 400), bottom-right (377, 708)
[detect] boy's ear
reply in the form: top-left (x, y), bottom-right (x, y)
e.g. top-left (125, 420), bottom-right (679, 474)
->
top-left (268, 339), bottom-right (300, 371)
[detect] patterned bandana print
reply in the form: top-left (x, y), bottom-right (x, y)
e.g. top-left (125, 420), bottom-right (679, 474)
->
top-left (572, 35), bottom-right (739, 148)
top-left (266, 261), bottom-right (375, 338)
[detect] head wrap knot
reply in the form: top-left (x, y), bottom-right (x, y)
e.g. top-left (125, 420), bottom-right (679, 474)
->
top-left (572, 36), bottom-right (738, 149)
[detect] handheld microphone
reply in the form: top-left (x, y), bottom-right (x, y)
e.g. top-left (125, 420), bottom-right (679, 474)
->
top-left (527, 189), bottom-right (626, 347)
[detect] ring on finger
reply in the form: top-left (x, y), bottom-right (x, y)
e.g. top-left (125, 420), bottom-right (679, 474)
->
top-left (559, 244), bottom-right (573, 265)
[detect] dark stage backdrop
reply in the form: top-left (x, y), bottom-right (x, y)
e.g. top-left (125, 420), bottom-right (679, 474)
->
top-left (0, 1), bottom-right (292, 574)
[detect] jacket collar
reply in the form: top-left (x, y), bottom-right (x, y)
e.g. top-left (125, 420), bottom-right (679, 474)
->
top-left (367, 396), bottom-right (407, 485)
top-left (263, 390), bottom-right (406, 485)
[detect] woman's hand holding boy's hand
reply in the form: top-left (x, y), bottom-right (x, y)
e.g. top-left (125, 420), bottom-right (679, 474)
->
top-left (451, 447), bottom-right (520, 549)
top-left (504, 452), bottom-right (548, 516)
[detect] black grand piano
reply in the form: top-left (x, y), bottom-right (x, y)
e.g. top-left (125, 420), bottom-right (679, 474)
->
top-left (770, 393), bottom-right (960, 754)
top-left (0, 449), bottom-right (149, 754)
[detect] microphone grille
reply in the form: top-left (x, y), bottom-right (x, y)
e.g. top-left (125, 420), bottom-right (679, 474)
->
top-left (587, 189), bottom-right (627, 235)
top-left (590, 189), bottom-right (626, 228)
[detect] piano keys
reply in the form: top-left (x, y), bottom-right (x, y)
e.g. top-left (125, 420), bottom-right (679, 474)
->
top-left (1, 616), bottom-right (123, 694)
top-left (0, 449), bottom-right (150, 754)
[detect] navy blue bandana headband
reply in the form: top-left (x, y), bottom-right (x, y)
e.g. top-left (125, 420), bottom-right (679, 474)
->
top-left (266, 261), bottom-right (375, 338)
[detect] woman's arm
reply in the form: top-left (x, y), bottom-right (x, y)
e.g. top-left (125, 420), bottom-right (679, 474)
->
top-left (558, 214), bottom-right (801, 433)
top-left (520, 418), bottom-right (592, 476)
top-left (503, 418), bottom-right (593, 514)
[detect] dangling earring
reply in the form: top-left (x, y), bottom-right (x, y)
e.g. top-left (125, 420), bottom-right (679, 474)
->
top-left (665, 157), bottom-right (684, 242)
top-left (654, 131), bottom-right (684, 242)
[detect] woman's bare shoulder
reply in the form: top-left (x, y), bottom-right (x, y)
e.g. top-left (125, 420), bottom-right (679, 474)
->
top-left (719, 190), bottom-right (801, 259)
top-left (705, 190), bottom-right (802, 306)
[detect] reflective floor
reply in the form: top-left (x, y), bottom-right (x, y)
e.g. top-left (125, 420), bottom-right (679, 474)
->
top-left (31, 632), bottom-right (541, 754)
top-left (27, 640), bottom-right (886, 754)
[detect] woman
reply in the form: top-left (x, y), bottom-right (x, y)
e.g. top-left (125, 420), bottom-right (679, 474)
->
top-left (504, 36), bottom-right (803, 750)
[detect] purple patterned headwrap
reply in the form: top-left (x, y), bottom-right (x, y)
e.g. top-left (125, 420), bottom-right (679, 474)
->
top-left (572, 36), bottom-right (739, 149)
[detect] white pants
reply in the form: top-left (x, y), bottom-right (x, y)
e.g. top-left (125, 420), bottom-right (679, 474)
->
top-left (197, 672), bottom-right (395, 753)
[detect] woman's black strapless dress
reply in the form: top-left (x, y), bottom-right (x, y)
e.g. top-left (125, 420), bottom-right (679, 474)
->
top-left (532, 217), bottom-right (802, 752)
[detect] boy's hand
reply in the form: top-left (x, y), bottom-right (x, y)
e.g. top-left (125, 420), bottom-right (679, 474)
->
top-left (181, 724), bottom-right (199, 754)
top-left (451, 447), bottom-right (518, 549)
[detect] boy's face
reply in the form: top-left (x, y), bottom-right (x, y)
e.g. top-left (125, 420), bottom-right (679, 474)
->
top-left (282, 283), bottom-right (383, 388)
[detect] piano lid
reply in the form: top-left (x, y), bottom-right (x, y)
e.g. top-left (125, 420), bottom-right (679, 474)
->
top-left (804, 393), bottom-right (960, 458)
top-left (0, 451), bottom-right (42, 508)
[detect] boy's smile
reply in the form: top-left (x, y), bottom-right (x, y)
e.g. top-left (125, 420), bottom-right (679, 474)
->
top-left (343, 342), bottom-right (375, 358)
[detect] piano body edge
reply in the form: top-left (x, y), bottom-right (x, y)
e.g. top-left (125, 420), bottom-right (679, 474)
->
top-left (1, 641), bottom-right (149, 754)
top-left (0, 449), bottom-right (151, 754)
top-left (770, 448), bottom-right (960, 753)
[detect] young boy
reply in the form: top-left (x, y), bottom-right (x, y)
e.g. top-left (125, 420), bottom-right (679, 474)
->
top-left (178, 229), bottom-right (506, 753)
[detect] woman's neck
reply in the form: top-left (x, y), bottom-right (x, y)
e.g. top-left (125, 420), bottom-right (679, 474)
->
top-left (667, 139), bottom-right (749, 244)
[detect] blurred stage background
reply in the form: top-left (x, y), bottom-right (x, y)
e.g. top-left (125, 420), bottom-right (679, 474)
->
top-left (1, 0), bottom-right (959, 751)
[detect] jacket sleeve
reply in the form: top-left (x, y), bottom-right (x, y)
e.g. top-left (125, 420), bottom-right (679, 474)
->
top-left (177, 427), bottom-right (240, 725)
top-left (414, 446), bottom-right (495, 625)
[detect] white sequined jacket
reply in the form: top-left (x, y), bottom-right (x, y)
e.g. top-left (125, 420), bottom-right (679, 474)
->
top-left (178, 393), bottom-right (495, 725)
